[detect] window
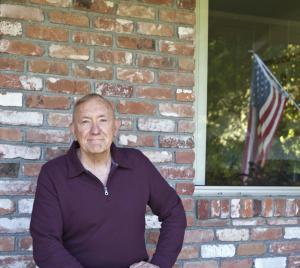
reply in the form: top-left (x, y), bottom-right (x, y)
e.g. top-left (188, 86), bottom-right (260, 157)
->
top-left (194, 0), bottom-right (300, 193)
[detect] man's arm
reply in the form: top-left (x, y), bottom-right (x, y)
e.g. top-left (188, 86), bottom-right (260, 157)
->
top-left (143, 155), bottom-right (187, 268)
top-left (30, 167), bottom-right (83, 268)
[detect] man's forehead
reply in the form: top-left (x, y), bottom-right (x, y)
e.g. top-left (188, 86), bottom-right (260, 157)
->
top-left (74, 98), bottom-right (114, 117)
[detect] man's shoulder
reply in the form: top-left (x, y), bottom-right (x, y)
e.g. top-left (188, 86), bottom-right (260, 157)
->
top-left (41, 153), bottom-right (68, 172)
top-left (113, 146), bottom-right (150, 167)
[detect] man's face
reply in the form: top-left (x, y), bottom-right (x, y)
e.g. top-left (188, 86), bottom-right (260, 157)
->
top-left (70, 98), bottom-right (119, 157)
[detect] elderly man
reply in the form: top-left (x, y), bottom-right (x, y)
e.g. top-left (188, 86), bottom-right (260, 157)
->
top-left (30, 94), bottom-right (186, 268)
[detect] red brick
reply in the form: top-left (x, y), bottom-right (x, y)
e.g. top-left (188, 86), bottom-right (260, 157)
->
top-left (211, 200), bottom-right (221, 217)
top-left (181, 198), bottom-right (194, 211)
top-left (241, 199), bottom-right (254, 218)
top-left (23, 163), bottom-right (43, 177)
top-left (176, 88), bottom-right (194, 101)
top-left (26, 129), bottom-right (70, 143)
top-left (29, 60), bottom-right (68, 75)
top-left (251, 227), bottom-right (282, 240)
top-left (72, 31), bottom-right (112, 46)
top-left (117, 36), bottom-right (155, 51)
top-left (289, 256), bottom-right (300, 268)
top-left (221, 199), bottom-right (230, 218)
top-left (119, 134), bottom-right (155, 147)
top-left (0, 128), bottom-right (22, 141)
top-left (30, 0), bottom-right (72, 7)
top-left (118, 100), bottom-right (156, 115)
top-left (26, 95), bottom-right (70, 110)
top-left (237, 242), bottom-right (266, 256)
top-left (47, 113), bottom-right (72, 127)
top-left (253, 199), bottom-right (262, 216)
top-left (0, 57), bottom-right (23, 71)
top-left (184, 229), bottom-right (214, 243)
top-left (270, 241), bottom-right (300, 254)
top-left (159, 103), bottom-right (194, 117)
top-left (160, 9), bottom-right (195, 25)
top-left (159, 166), bottom-right (195, 179)
top-left (177, 0), bottom-right (195, 10)
top-left (274, 199), bottom-right (285, 217)
top-left (136, 87), bottom-right (173, 100)
top-left (159, 71), bottom-right (194, 86)
top-left (94, 17), bottom-right (133, 33)
top-left (95, 82), bottom-right (133, 97)
top-left (159, 135), bottom-right (194, 149)
top-left (0, 74), bottom-right (22, 89)
top-left (177, 245), bottom-right (199, 259)
top-left (0, 236), bottom-right (14, 251)
top-left (146, 230), bottom-right (160, 244)
top-left (19, 236), bottom-right (32, 251)
top-left (45, 147), bottom-right (68, 160)
top-left (117, 68), bottom-right (154, 84)
top-left (159, 40), bottom-right (194, 56)
top-left (117, 3), bottom-right (155, 19)
top-left (72, 64), bottom-right (113, 80)
top-left (0, 256), bottom-right (35, 267)
top-left (47, 78), bottom-right (90, 94)
top-left (176, 183), bottom-right (194, 195)
top-left (178, 120), bottom-right (195, 133)
top-left (186, 214), bottom-right (194, 227)
top-left (196, 218), bottom-right (230, 227)
top-left (26, 24), bottom-right (68, 41)
top-left (137, 22), bottom-right (173, 37)
top-left (95, 50), bottom-right (132, 65)
top-left (221, 259), bottom-right (253, 268)
top-left (49, 45), bottom-right (89, 60)
top-left (262, 198), bottom-right (273, 217)
top-left (197, 199), bottom-right (209, 219)
top-left (141, 0), bottom-right (172, 5)
top-left (183, 261), bottom-right (218, 268)
top-left (0, 163), bottom-right (19, 178)
top-left (0, 39), bottom-right (44, 56)
top-left (137, 54), bottom-right (176, 69)
top-left (74, 0), bottom-right (114, 14)
top-left (179, 57), bottom-right (195, 72)
top-left (48, 11), bottom-right (89, 27)
top-left (175, 151), bottom-right (195, 164)
top-left (0, 4), bottom-right (44, 21)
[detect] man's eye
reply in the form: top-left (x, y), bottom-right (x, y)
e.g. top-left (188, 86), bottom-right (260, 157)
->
top-left (81, 120), bottom-right (89, 124)
top-left (100, 119), bottom-right (107, 122)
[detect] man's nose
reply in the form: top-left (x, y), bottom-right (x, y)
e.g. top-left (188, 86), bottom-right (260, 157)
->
top-left (90, 122), bottom-right (101, 134)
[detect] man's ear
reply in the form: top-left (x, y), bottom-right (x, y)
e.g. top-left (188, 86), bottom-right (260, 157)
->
top-left (114, 119), bottom-right (121, 137)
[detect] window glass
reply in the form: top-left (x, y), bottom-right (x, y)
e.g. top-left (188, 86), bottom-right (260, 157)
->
top-left (206, 1), bottom-right (300, 186)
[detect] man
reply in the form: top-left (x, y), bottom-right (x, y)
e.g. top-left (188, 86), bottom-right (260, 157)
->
top-left (30, 94), bottom-right (187, 268)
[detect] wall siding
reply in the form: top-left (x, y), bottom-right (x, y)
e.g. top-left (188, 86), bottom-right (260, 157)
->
top-left (0, 0), bottom-right (299, 267)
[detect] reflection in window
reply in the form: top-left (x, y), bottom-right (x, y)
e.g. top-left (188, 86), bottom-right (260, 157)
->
top-left (206, 1), bottom-right (300, 186)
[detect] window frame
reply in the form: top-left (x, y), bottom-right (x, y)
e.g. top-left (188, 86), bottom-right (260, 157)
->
top-left (194, 0), bottom-right (300, 196)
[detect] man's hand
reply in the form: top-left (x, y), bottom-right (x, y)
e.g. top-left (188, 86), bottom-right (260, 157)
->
top-left (129, 261), bottom-right (159, 268)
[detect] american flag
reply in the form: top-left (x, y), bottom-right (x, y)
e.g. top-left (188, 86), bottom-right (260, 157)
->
top-left (241, 54), bottom-right (288, 184)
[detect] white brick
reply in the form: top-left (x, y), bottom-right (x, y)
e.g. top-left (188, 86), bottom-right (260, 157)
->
top-left (254, 257), bottom-right (286, 268)
top-left (0, 181), bottom-right (34, 195)
top-left (0, 109), bottom-right (43, 126)
top-left (201, 244), bottom-right (235, 258)
top-left (0, 144), bottom-right (40, 159)
top-left (138, 118), bottom-right (175, 132)
top-left (20, 76), bottom-right (43, 91)
top-left (0, 92), bottom-right (22, 107)
top-left (231, 199), bottom-right (241, 218)
top-left (0, 199), bottom-right (15, 211)
top-left (233, 218), bottom-right (265, 226)
top-left (216, 228), bottom-right (249, 241)
top-left (0, 4), bottom-right (44, 21)
top-left (0, 256), bottom-right (34, 268)
top-left (0, 20), bottom-right (22, 36)
top-left (284, 227), bottom-right (300, 239)
top-left (145, 215), bottom-right (161, 229)
top-left (119, 134), bottom-right (137, 146)
top-left (18, 199), bottom-right (34, 214)
top-left (0, 217), bottom-right (30, 233)
top-left (178, 27), bottom-right (194, 40)
top-left (142, 150), bottom-right (172, 163)
top-left (286, 199), bottom-right (296, 216)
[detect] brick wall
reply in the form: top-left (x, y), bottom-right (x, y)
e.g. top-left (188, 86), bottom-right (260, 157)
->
top-left (0, 0), bottom-right (299, 267)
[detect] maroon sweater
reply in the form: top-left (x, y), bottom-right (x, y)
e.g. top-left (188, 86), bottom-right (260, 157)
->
top-left (30, 142), bottom-right (186, 268)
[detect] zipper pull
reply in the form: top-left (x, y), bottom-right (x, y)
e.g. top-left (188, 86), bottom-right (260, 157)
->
top-left (104, 186), bottom-right (109, 196)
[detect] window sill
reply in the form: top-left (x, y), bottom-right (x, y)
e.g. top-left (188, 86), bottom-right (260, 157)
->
top-left (194, 186), bottom-right (300, 197)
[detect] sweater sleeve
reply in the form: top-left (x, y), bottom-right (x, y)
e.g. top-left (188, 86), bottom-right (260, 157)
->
top-left (30, 167), bottom-right (83, 268)
top-left (144, 157), bottom-right (187, 268)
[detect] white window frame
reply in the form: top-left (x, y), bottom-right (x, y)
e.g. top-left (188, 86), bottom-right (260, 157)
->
top-left (194, 0), bottom-right (300, 196)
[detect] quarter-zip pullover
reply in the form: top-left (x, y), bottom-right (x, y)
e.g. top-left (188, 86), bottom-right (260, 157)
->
top-left (30, 141), bottom-right (186, 268)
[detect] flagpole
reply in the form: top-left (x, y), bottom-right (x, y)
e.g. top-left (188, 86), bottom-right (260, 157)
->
top-left (249, 51), bottom-right (300, 113)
